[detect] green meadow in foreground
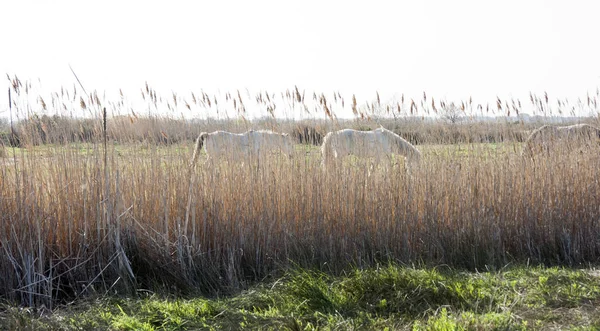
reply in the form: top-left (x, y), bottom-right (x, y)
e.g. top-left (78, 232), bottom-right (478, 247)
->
top-left (2, 264), bottom-right (600, 330)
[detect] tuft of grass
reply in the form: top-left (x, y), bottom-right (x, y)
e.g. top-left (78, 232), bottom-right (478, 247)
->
top-left (412, 308), bottom-right (527, 331)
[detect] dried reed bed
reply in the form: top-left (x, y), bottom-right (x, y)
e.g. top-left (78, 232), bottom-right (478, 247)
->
top-left (2, 135), bottom-right (600, 308)
top-left (2, 77), bottom-right (600, 308)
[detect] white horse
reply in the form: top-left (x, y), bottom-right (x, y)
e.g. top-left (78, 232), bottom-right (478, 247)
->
top-left (521, 123), bottom-right (600, 158)
top-left (190, 130), bottom-right (294, 167)
top-left (321, 127), bottom-right (421, 173)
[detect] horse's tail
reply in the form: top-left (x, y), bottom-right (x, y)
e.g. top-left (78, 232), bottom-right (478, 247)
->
top-left (521, 126), bottom-right (547, 158)
top-left (320, 132), bottom-right (334, 169)
top-left (521, 140), bottom-right (534, 159)
top-left (190, 132), bottom-right (208, 168)
top-left (521, 125), bottom-right (555, 161)
top-left (520, 135), bottom-right (538, 161)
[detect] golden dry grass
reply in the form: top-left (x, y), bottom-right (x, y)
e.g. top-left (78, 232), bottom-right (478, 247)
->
top-left (2, 77), bottom-right (600, 308)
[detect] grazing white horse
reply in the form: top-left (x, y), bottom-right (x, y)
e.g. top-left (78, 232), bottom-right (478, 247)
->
top-left (521, 124), bottom-right (600, 158)
top-left (190, 130), bottom-right (294, 167)
top-left (321, 127), bottom-right (421, 173)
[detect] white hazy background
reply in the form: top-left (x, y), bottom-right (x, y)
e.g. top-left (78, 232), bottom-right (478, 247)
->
top-left (1, 0), bottom-right (600, 117)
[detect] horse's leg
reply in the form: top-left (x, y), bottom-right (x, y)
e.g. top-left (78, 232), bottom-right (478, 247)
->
top-left (386, 154), bottom-right (394, 170)
top-left (204, 155), bottom-right (221, 178)
top-left (321, 155), bottom-right (331, 172)
top-left (371, 153), bottom-right (383, 175)
top-left (365, 157), bottom-right (374, 177)
top-left (255, 152), bottom-right (261, 177)
top-left (404, 157), bottom-right (412, 177)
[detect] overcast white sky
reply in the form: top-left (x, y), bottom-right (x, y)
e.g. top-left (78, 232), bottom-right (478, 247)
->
top-left (1, 0), bottom-right (600, 116)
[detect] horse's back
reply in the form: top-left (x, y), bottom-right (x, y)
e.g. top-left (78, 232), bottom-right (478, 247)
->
top-left (321, 127), bottom-right (420, 173)
top-left (327, 129), bottom-right (391, 157)
top-left (204, 131), bottom-right (249, 157)
top-left (333, 129), bottom-right (379, 142)
top-left (558, 124), bottom-right (600, 138)
top-left (523, 124), bottom-right (600, 158)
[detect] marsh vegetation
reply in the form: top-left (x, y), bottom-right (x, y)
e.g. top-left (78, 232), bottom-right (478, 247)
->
top-left (2, 77), bottom-right (600, 329)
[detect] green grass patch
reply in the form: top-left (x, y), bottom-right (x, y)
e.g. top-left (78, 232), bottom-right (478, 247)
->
top-left (3, 264), bottom-right (600, 330)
